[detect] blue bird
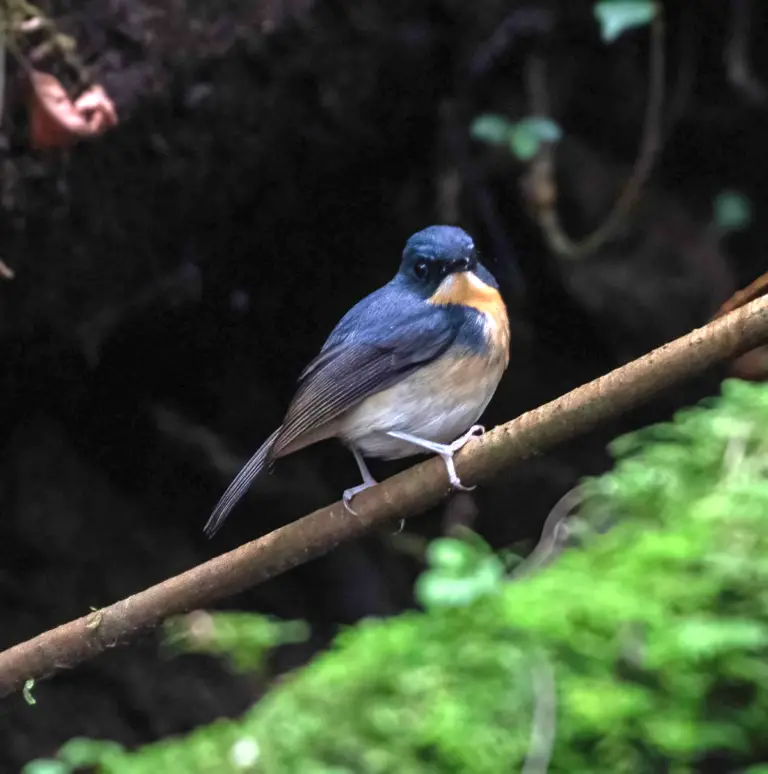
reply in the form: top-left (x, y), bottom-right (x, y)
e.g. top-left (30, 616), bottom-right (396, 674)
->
top-left (204, 225), bottom-right (510, 537)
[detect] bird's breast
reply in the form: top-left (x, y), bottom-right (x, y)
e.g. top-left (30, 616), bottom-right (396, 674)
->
top-left (339, 346), bottom-right (506, 459)
top-left (340, 330), bottom-right (508, 463)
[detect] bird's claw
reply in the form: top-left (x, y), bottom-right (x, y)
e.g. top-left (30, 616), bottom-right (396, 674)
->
top-left (449, 424), bottom-right (485, 452)
top-left (443, 424), bottom-right (485, 491)
top-left (442, 453), bottom-right (476, 492)
top-left (343, 481), bottom-right (376, 515)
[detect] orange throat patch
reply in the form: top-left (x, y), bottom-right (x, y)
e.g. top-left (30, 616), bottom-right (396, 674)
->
top-left (428, 271), bottom-right (510, 367)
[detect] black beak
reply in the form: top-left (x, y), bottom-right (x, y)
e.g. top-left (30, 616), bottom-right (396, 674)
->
top-left (448, 256), bottom-right (474, 274)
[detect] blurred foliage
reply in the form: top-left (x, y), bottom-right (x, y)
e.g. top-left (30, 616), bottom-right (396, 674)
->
top-left (3, 1), bottom-right (78, 57)
top-left (26, 379), bottom-right (768, 773)
top-left (593, 0), bottom-right (658, 43)
top-left (713, 190), bottom-right (754, 236)
top-left (22, 739), bottom-right (125, 774)
top-left (471, 114), bottom-right (562, 161)
top-left (163, 612), bottom-right (310, 675)
top-left (414, 527), bottom-right (507, 609)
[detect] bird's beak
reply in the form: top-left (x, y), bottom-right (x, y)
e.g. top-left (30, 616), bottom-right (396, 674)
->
top-left (447, 258), bottom-right (474, 275)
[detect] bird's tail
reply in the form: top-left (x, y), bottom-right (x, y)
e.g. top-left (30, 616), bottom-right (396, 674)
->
top-left (203, 427), bottom-right (282, 538)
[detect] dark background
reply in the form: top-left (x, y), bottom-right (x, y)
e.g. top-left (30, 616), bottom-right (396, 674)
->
top-left (0, 0), bottom-right (764, 767)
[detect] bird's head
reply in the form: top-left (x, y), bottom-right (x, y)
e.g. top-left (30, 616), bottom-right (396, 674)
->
top-left (398, 225), bottom-right (498, 301)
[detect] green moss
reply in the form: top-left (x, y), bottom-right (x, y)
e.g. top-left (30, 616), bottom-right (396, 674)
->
top-left (32, 379), bottom-right (768, 773)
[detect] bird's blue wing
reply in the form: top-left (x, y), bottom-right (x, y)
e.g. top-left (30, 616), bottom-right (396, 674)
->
top-left (271, 285), bottom-right (459, 458)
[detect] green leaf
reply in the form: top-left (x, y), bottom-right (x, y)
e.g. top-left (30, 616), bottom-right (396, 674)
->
top-left (508, 118), bottom-right (562, 161)
top-left (23, 678), bottom-right (36, 706)
top-left (508, 129), bottom-right (540, 161)
top-left (416, 573), bottom-right (479, 608)
top-left (58, 737), bottom-right (125, 767)
top-left (416, 555), bottom-right (503, 609)
top-left (594, 1), bottom-right (656, 43)
top-left (470, 114), bottom-right (514, 147)
top-left (713, 190), bottom-right (753, 234)
top-left (426, 538), bottom-right (478, 572)
top-left (515, 117), bottom-right (563, 143)
top-left (20, 760), bottom-right (70, 774)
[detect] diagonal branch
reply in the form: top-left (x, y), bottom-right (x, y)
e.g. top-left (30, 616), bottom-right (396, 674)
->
top-left (2, 295), bottom-right (768, 698)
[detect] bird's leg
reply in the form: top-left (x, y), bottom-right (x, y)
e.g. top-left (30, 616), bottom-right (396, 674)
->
top-left (343, 446), bottom-right (378, 514)
top-left (386, 425), bottom-right (485, 491)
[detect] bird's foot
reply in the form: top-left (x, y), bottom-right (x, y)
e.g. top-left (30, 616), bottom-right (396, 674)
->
top-left (443, 424), bottom-right (485, 491)
top-left (344, 447), bottom-right (379, 514)
top-left (342, 480), bottom-right (377, 515)
top-left (386, 425), bottom-right (485, 492)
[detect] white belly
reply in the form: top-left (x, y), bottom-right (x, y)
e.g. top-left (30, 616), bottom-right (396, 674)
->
top-left (337, 351), bottom-right (505, 460)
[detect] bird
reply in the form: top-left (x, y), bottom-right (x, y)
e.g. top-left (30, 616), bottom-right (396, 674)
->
top-left (204, 225), bottom-right (509, 538)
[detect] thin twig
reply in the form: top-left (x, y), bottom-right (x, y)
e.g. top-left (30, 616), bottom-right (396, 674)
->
top-left (1, 294), bottom-right (768, 697)
top-left (511, 486), bottom-right (585, 579)
top-left (712, 270), bottom-right (768, 320)
top-left (524, 12), bottom-right (666, 259)
top-left (468, 7), bottom-right (554, 79)
top-left (725, 0), bottom-right (767, 104)
top-left (0, 14), bottom-right (5, 128)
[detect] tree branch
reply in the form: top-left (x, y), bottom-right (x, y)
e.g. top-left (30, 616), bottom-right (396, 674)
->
top-left (2, 295), bottom-right (768, 698)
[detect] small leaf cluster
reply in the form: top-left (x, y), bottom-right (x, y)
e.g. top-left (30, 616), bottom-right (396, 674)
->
top-left (594, 1), bottom-right (657, 43)
top-left (471, 1), bottom-right (660, 165)
top-left (415, 528), bottom-right (505, 609)
top-left (470, 115), bottom-right (562, 161)
top-left (22, 739), bottom-right (125, 774)
top-left (163, 611), bottom-right (309, 675)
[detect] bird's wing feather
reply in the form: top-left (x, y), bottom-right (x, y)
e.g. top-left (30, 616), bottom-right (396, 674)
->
top-left (204, 287), bottom-right (459, 538)
top-left (203, 427), bottom-right (281, 538)
top-left (271, 301), bottom-right (458, 458)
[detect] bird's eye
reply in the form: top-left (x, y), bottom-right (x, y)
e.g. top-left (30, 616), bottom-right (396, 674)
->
top-left (413, 259), bottom-right (430, 280)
